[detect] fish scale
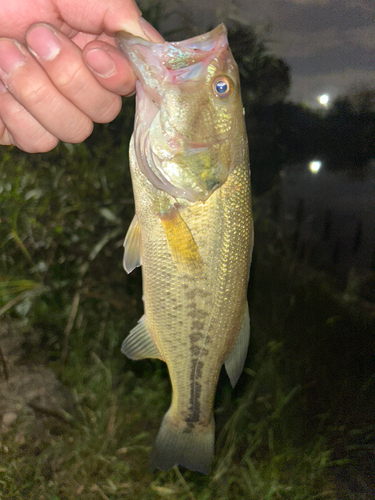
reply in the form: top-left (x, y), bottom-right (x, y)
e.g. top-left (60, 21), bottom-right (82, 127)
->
top-left (117, 24), bottom-right (253, 474)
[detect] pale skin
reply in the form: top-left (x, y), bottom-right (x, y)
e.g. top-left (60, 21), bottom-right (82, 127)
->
top-left (0, 0), bottom-right (164, 153)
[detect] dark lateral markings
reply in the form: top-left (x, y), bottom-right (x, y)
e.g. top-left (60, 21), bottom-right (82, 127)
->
top-left (185, 358), bottom-right (204, 431)
top-left (184, 281), bottom-right (213, 430)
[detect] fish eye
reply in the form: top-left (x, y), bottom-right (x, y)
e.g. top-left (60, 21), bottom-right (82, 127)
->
top-left (212, 76), bottom-right (234, 100)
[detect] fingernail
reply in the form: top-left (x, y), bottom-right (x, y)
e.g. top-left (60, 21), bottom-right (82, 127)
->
top-left (139, 18), bottom-right (164, 43)
top-left (27, 24), bottom-right (61, 61)
top-left (85, 48), bottom-right (116, 78)
top-left (0, 39), bottom-right (26, 75)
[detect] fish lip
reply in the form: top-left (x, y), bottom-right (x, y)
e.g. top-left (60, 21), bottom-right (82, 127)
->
top-left (116, 30), bottom-right (156, 52)
top-left (116, 23), bottom-right (227, 50)
top-left (116, 24), bottom-right (229, 77)
top-left (164, 24), bottom-right (228, 51)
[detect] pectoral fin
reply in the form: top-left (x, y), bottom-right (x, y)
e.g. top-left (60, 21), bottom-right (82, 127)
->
top-left (121, 315), bottom-right (162, 360)
top-left (225, 304), bottom-right (250, 387)
top-left (160, 207), bottom-right (202, 272)
top-left (123, 214), bottom-right (142, 273)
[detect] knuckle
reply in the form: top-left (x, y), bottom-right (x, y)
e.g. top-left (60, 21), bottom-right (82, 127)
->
top-left (67, 117), bottom-right (94, 143)
top-left (0, 129), bottom-right (12, 146)
top-left (30, 135), bottom-right (59, 153)
top-left (54, 60), bottom-right (86, 91)
top-left (15, 122), bottom-right (58, 153)
top-left (17, 77), bottom-right (53, 109)
top-left (93, 96), bottom-right (122, 123)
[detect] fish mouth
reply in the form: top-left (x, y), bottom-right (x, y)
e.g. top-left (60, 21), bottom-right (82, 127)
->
top-left (116, 24), bottom-right (229, 98)
top-left (116, 24), bottom-right (228, 66)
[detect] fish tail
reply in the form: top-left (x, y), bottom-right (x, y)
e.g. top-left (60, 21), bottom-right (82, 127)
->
top-left (151, 410), bottom-right (214, 474)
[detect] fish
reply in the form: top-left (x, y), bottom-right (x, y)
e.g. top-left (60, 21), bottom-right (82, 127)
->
top-left (117, 24), bottom-right (253, 474)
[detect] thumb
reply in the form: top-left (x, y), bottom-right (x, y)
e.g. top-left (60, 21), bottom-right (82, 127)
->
top-left (53, 0), bottom-right (148, 38)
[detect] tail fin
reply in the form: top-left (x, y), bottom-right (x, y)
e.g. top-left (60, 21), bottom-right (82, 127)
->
top-left (151, 410), bottom-right (214, 474)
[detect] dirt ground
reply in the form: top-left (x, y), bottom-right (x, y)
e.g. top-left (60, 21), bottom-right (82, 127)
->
top-left (0, 321), bottom-right (73, 447)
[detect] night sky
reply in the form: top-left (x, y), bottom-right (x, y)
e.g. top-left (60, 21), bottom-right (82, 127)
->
top-left (158, 0), bottom-right (374, 106)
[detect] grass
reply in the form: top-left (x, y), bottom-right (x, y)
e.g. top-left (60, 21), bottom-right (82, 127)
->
top-left (0, 336), bottom-right (338, 499)
top-left (0, 115), bottom-right (373, 498)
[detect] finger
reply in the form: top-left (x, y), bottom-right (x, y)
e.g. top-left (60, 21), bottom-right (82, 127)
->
top-left (138, 18), bottom-right (165, 43)
top-left (0, 85), bottom-right (58, 152)
top-left (0, 37), bottom-right (93, 144)
top-left (26, 23), bottom-right (122, 123)
top-left (81, 21), bottom-right (164, 97)
top-left (0, 84), bottom-right (13, 146)
top-left (71, 21), bottom-right (164, 52)
top-left (83, 41), bottom-right (137, 96)
top-left (4, 0), bottom-right (143, 40)
top-left (53, 0), bottom-right (144, 37)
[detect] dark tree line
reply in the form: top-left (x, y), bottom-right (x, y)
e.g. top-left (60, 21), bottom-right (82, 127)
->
top-left (225, 22), bottom-right (375, 194)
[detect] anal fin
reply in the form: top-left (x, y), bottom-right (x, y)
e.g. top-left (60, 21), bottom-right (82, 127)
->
top-left (225, 303), bottom-right (250, 387)
top-left (122, 315), bottom-right (162, 360)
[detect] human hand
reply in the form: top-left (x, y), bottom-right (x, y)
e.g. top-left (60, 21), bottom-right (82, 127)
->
top-left (0, 0), bottom-right (163, 152)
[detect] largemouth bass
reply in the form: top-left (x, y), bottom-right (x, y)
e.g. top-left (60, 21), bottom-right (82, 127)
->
top-left (117, 24), bottom-right (253, 474)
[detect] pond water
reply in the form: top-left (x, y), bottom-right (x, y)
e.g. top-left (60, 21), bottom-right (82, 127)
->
top-left (271, 161), bottom-right (375, 289)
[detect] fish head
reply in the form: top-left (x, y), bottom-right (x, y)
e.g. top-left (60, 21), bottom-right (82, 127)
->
top-left (117, 25), bottom-right (245, 203)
